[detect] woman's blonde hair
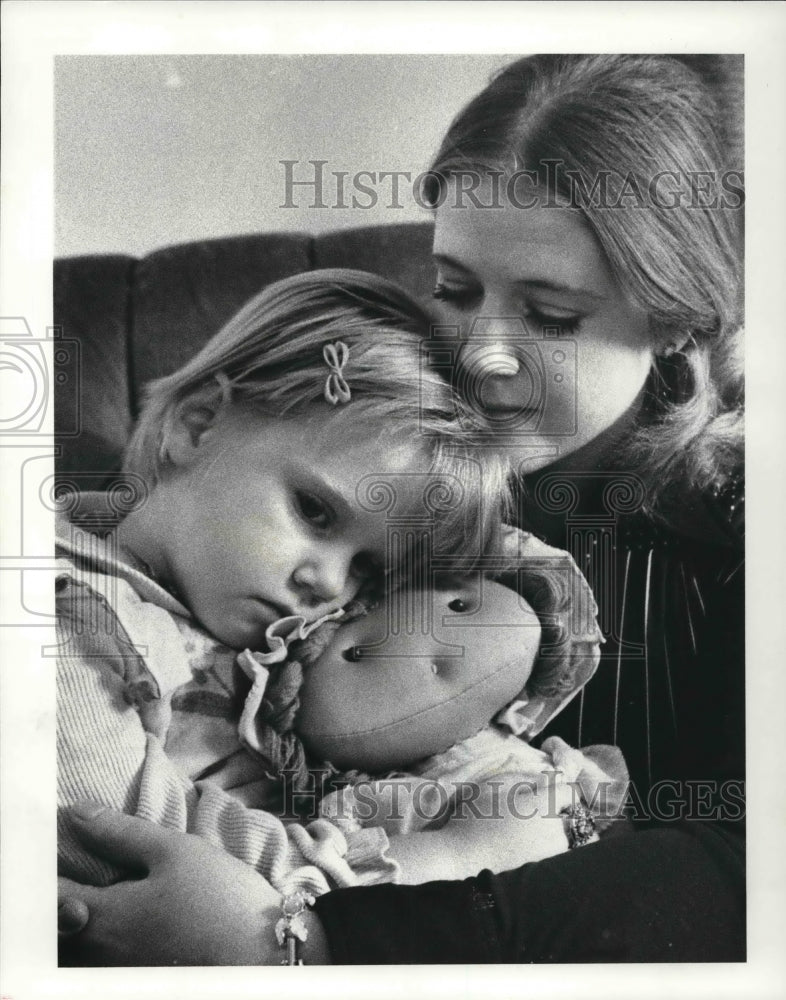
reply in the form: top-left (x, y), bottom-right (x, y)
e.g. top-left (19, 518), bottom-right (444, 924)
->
top-left (123, 268), bottom-right (510, 561)
top-left (426, 54), bottom-right (744, 513)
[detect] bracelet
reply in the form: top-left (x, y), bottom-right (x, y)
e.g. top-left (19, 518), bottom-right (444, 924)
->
top-left (563, 802), bottom-right (596, 848)
top-left (275, 890), bottom-right (315, 965)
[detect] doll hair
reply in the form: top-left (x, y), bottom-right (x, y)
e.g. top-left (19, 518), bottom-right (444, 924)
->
top-left (249, 599), bottom-right (375, 800)
top-left (424, 54), bottom-right (744, 515)
top-left (123, 268), bottom-right (512, 564)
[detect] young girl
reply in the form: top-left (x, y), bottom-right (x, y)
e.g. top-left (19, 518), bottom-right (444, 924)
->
top-left (56, 268), bottom-right (510, 893)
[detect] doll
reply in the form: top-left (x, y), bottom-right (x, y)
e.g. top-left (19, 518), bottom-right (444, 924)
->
top-left (237, 532), bottom-right (629, 880)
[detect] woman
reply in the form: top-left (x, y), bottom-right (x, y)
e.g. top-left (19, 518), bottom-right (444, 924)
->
top-left (58, 53), bottom-right (744, 963)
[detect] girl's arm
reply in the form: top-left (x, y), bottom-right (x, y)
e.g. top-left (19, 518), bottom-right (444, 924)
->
top-left (58, 803), bottom-right (331, 967)
top-left (57, 578), bottom-right (394, 894)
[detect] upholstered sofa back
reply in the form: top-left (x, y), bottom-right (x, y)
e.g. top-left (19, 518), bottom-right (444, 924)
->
top-left (54, 222), bottom-right (435, 486)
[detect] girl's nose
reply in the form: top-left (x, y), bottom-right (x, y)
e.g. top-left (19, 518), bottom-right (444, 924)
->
top-left (291, 557), bottom-right (350, 607)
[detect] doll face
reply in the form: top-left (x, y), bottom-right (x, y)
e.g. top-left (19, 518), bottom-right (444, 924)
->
top-left (296, 577), bottom-right (541, 771)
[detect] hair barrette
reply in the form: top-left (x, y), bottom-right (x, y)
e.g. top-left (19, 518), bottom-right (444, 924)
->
top-left (323, 341), bottom-right (351, 405)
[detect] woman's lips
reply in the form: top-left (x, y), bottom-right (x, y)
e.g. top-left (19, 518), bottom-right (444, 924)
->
top-left (480, 404), bottom-right (543, 424)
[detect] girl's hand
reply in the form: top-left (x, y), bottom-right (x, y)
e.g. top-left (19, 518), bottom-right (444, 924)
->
top-left (57, 802), bottom-right (331, 966)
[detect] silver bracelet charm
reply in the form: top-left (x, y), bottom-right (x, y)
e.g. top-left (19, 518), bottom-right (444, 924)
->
top-left (275, 890), bottom-right (315, 965)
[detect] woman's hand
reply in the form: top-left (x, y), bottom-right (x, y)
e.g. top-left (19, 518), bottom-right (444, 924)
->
top-left (385, 774), bottom-right (571, 884)
top-left (57, 802), bottom-right (331, 966)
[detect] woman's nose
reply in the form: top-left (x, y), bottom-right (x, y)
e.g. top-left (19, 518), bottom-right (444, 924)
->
top-left (457, 313), bottom-right (528, 379)
top-left (456, 318), bottom-right (542, 416)
top-left (459, 340), bottom-right (521, 380)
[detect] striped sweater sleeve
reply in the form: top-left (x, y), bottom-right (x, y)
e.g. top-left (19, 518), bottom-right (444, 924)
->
top-left (56, 575), bottom-right (397, 894)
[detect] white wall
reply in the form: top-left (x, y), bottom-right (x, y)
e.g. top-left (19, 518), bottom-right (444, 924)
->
top-left (55, 54), bottom-right (512, 257)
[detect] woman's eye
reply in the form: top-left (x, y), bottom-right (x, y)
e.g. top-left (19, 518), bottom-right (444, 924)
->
top-left (524, 305), bottom-right (582, 335)
top-left (434, 282), bottom-right (581, 334)
top-left (296, 491), bottom-right (332, 529)
top-left (432, 282), bottom-right (482, 311)
top-left (448, 598), bottom-right (469, 613)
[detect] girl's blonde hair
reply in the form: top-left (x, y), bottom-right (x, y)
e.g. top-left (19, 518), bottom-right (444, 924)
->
top-left (123, 268), bottom-right (510, 561)
top-left (426, 54), bottom-right (744, 514)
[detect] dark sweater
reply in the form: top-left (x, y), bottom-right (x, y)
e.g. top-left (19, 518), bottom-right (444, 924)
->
top-left (314, 471), bottom-right (745, 962)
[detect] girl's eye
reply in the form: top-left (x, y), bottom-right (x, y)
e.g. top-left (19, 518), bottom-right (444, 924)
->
top-left (448, 598), bottom-right (469, 613)
top-left (296, 491), bottom-right (332, 529)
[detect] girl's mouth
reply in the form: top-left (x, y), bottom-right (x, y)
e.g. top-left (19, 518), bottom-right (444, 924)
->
top-left (255, 597), bottom-right (292, 621)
